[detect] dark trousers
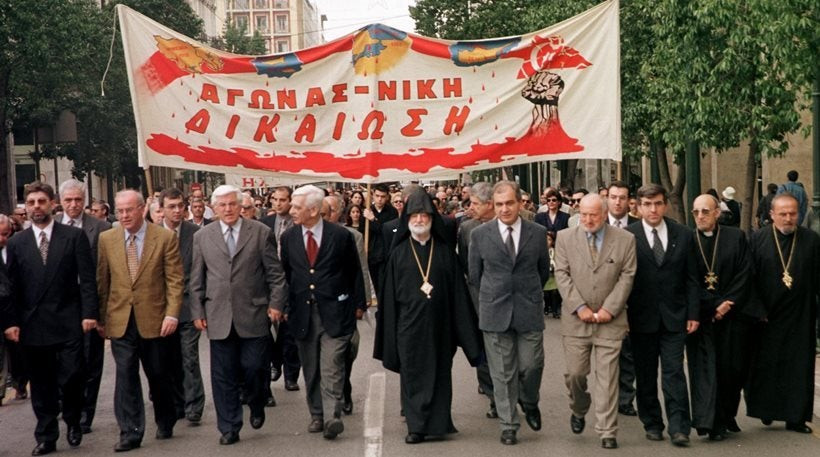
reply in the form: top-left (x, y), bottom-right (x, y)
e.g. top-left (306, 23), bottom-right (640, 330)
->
top-left (714, 318), bottom-right (753, 428)
top-left (170, 322), bottom-right (205, 419)
top-left (343, 328), bottom-right (360, 403)
top-left (24, 338), bottom-right (85, 443)
top-left (631, 330), bottom-right (691, 436)
top-left (110, 315), bottom-right (178, 442)
top-left (8, 339), bottom-right (29, 392)
top-left (618, 333), bottom-right (636, 408)
top-left (80, 330), bottom-right (105, 428)
top-left (543, 289), bottom-right (561, 315)
top-left (210, 327), bottom-right (270, 435)
top-left (270, 320), bottom-right (301, 383)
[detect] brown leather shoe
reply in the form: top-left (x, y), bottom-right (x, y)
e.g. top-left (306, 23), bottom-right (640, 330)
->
top-left (308, 418), bottom-right (323, 433)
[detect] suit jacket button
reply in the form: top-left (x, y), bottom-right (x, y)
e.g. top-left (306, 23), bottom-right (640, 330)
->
top-left (309, 284), bottom-right (315, 290)
top-left (306, 300), bottom-right (310, 304)
top-left (309, 269), bottom-right (314, 274)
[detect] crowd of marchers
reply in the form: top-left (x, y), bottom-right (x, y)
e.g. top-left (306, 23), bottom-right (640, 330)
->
top-left (0, 172), bottom-right (816, 455)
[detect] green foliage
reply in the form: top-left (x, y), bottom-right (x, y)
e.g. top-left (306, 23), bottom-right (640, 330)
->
top-left (211, 21), bottom-right (268, 55)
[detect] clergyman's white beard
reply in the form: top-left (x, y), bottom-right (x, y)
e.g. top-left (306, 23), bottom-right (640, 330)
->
top-left (408, 221), bottom-right (432, 239)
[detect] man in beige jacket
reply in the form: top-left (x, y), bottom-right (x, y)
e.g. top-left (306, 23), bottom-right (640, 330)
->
top-left (554, 194), bottom-right (636, 450)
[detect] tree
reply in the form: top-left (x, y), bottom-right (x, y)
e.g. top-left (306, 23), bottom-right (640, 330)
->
top-left (211, 22), bottom-right (268, 55)
top-left (0, 0), bottom-right (109, 213)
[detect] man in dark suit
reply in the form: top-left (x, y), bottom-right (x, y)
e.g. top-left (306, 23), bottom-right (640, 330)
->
top-left (280, 185), bottom-right (365, 440)
top-left (2, 181), bottom-right (98, 455)
top-left (468, 181), bottom-right (550, 445)
top-left (367, 183), bottom-right (398, 225)
top-left (604, 181), bottom-right (640, 417)
top-left (190, 185), bottom-right (287, 445)
top-left (260, 186), bottom-right (301, 391)
top-left (625, 184), bottom-right (700, 447)
top-left (189, 198), bottom-right (211, 227)
top-left (57, 178), bottom-right (111, 434)
top-left (97, 189), bottom-right (184, 452)
top-left (160, 188), bottom-right (204, 426)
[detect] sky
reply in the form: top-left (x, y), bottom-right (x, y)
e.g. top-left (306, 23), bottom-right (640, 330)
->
top-left (314, 0), bottom-right (417, 41)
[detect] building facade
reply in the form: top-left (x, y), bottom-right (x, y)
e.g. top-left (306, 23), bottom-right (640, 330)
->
top-left (224, 0), bottom-right (323, 54)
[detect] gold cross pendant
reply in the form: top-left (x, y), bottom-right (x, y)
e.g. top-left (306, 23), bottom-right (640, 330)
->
top-left (704, 272), bottom-right (718, 291)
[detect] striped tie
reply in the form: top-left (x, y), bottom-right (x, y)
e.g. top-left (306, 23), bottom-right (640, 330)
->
top-left (38, 231), bottom-right (49, 265)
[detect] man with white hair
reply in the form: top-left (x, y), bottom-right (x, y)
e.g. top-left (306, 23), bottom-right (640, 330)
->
top-left (57, 179), bottom-right (111, 434)
top-left (554, 194), bottom-right (636, 449)
top-left (279, 185), bottom-right (365, 439)
top-left (190, 185), bottom-right (287, 445)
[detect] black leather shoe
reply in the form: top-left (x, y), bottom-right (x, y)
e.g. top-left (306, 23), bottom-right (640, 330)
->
top-left (645, 430), bottom-right (664, 441)
top-left (726, 418), bottom-right (741, 433)
top-left (405, 433), bottom-right (425, 444)
top-left (524, 407), bottom-right (541, 431)
top-left (67, 424), bottom-right (82, 447)
top-left (785, 422), bottom-right (812, 434)
top-left (271, 366), bottom-right (282, 382)
top-left (342, 401), bottom-right (353, 415)
top-left (31, 441), bottom-right (56, 456)
top-left (80, 424), bottom-right (92, 434)
top-left (265, 396), bottom-right (276, 407)
top-left (219, 431), bottom-right (239, 445)
top-left (250, 413), bottom-right (265, 430)
top-left (761, 418), bottom-right (773, 426)
top-left (186, 412), bottom-right (202, 425)
top-left (113, 439), bottom-right (141, 452)
top-left (570, 415), bottom-right (585, 434)
top-left (500, 430), bottom-right (517, 445)
top-left (323, 418), bottom-right (344, 439)
top-left (486, 403), bottom-right (498, 419)
top-left (155, 427), bottom-right (173, 440)
top-left (285, 380), bottom-right (300, 391)
top-left (308, 418), bottom-right (324, 433)
top-left (618, 404), bottom-right (637, 416)
top-left (708, 431), bottom-right (726, 441)
top-left (601, 437), bottom-right (618, 449)
top-left (671, 433), bottom-right (690, 446)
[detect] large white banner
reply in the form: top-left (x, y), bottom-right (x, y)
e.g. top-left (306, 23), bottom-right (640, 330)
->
top-left (119, 1), bottom-right (620, 183)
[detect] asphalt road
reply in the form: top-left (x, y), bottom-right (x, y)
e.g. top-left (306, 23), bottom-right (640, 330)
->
top-left (1, 312), bottom-right (818, 457)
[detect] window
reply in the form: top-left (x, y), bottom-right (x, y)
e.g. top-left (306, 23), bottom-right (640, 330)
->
top-left (233, 0), bottom-right (249, 9)
top-left (255, 14), bottom-right (269, 33)
top-left (273, 0), bottom-right (288, 9)
top-left (254, 0), bottom-right (268, 8)
top-left (234, 14), bottom-right (249, 33)
top-left (275, 14), bottom-right (289, 33)
top-left (275, 39), bottom-right (290, 53)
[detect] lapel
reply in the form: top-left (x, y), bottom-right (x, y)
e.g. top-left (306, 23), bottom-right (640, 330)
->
top-left (134, 224), bottom-right (158, 282)
top-left (41, 223), bottom-right (67, 288)
top-left (515, 219), bottom-right (535, 264)
top-left (81, 213), bottom-right (97, 240)
top-left (315, 223), bottom-right (334, 265)
top-left (233, 219), bottom-right (253, 258)
top-left (210, 222), bottom-right (230, 258)
top-left (573, 227), bottom-right (596, 269)
top-left (595, 226), bottom-right (615, 271)
top-left (632, 223), bottom-right (654, 261)
top-left (662, 218), bottom-right (679, 266)
top-left (488, 218), bottom-right (508, 261)
top-left (23, 230), bottom-right (47, 302)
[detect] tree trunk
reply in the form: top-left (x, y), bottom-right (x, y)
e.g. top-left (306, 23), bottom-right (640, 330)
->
top-left (742, 141), bottom-right (758, 233)
top-left (0, 71), bottom-right (16, 215)
top-left (655, 146), bottom-right (687, 223)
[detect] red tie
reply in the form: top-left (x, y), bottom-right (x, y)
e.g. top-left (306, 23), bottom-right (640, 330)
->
top-left (306, 230), bottom-right (318, 266)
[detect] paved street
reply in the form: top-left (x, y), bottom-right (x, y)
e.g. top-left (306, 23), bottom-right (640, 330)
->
top-left (1, 312), bottom-right (818, 456)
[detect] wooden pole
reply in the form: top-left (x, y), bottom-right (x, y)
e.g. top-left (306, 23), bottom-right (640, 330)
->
top-left (363, 183), bottom-right (371, 255)
top-left (143, 166), bottom-right (154, 196)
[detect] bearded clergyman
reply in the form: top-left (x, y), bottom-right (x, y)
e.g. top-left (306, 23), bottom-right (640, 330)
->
top-left (377, 192), bottom-right (483, 445)
top-left (686, 195), bottom-right (753, 441)
top-left (746, 193), bottom-right (819, 434)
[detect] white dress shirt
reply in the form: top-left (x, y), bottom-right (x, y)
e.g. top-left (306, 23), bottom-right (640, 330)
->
top-left (301, 219), bottom-right (324, 250)
top-left (608, 214), bottom-right (630, 228)
top-left (32, 220), bottom-right (55, 248)
top-left (641, 219), bottom-right (668, 251)
top-left (220, 218), bottom-right (243, 246)
top-left (497, 217), bottom-right (522, 253)
top-left (61, 214), bottom-right (83, 228)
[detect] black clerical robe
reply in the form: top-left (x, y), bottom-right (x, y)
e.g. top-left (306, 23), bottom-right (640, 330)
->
top-left (746, 226), bottom-right (819, 423)
top-left (687, 226), bottom-right (752, 434)
top-left (379, 236), bottom-right (482, 436)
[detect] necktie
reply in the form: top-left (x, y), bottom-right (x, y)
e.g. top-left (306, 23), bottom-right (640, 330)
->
top-left (614, 219), bottom-right (621, 228)
top-left (505, 226), bottom-right (516, 261)
top-left (38, 231), bottom-right (49, 265)
top-left (67, 219), bottom-right (75, 227)
top-left (226, 226), bottom-right (236, 257)
top-left (306, 230), bottom-right (318, 266)
top-left (588, 233), bottom-right (598, 264)
top-left (126, 234), bottom-right (139, 282)
top-left (652, 228), bottom-right (665, 265)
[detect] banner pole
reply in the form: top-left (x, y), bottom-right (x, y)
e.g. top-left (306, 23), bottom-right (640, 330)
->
top-left (143, 166), bottom-right (154, 197)
top-left (364, 183), bottom-right (371, 256)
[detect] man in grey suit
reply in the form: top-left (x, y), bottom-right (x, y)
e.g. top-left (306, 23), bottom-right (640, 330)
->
top-left (190, 185), bottom-right (288, 445)
top-left (554, 194), bottom-right (636, 449)
top-left (456, 181), bottom-right (497, 418)
top-left (468, 181), bottom-right (550, 445)
top-left (159, 188), bottom-right (204, 426)
top-left (57, 179), bottom-right (111, 434)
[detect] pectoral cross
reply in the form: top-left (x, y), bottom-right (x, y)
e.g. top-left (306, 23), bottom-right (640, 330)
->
top-left (704, 272), bottom-right (718, 291)
top-left (782, 272), bottom-right (793, 290)
top-left (420, 281), bottom-right (433, 299)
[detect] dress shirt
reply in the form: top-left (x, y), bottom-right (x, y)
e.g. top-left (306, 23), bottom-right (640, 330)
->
top-left (586, 226), bottom-right (605, 252)
top-left (61, 214), bottom-right (83, 228)
top-left (607, 214), bottom-right (629, 228)
top-left (301, 219), bottom-right (324, 250)
top-left (32, 220), bottom-right (56, 248)
top-left (162, 221), bottom-right (181, 237)
top-left (219, 218), bottom-right (243, 246)
top-left (497, 217), bottom-right (522, 253)
top-left (1, 247), bottom-right (6, 264)
top-left (641, 219), bottom-right (668, 251)
top-left (124, 221), bottom-right (148, 261)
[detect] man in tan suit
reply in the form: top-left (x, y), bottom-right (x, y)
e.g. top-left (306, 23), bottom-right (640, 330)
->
top-left (554, 194), bottom-right (636, 450)
top-left (97, 190), bottom-right (184, 452)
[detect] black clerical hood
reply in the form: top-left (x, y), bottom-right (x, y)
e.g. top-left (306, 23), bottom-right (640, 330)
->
top-left (393, 192), bottom-right (449, 245)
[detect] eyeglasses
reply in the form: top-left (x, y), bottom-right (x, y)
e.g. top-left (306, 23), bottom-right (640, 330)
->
top-left (241, 205), bottom-right (254, 210)
top-left (546, 198), bottom-right (559, 202)
top-left (522, 199), bottom-right (531, 203)
top-left (392, 200), bottom-right (403, 205)
top-left (13, 212), bottom-right (26, 217)
top-left (691, 208), bottom-right (713, 216)
top-left (571, 199), bottom-right (581, 204)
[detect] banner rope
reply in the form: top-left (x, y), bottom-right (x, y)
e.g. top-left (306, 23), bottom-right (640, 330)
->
top-left (101, 9), bottom-right (119, 97)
